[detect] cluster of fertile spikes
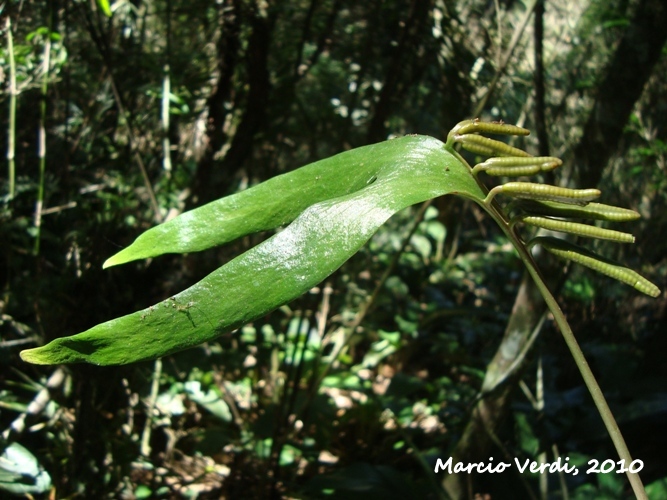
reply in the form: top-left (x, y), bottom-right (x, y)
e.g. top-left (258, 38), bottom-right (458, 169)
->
top-left (446, 119), bottom-right (660, 298)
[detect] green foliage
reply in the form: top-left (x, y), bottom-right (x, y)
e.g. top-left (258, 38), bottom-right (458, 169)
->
top-left (21, 137), bottom-right (482, 364)
top-left (104, 137), bottom-right (479, 266)
top-left (0, 443), bottom-right (52, 496)
top-left (24, 125), bottom-right (659, 367)
top-left (3, 1), bottom-right (667, 498)
top-left (14, 117), bottom-right (661, 500)
top-left (96, 0), bottom-right (112, 17)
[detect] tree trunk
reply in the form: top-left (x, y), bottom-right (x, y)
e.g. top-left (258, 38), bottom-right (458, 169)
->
top-left (367, 0), bottom-right (433, 143)
top-left (191, 0), bottom-right (242, 206)
top-left (192, 3), bottom-right (275, 206)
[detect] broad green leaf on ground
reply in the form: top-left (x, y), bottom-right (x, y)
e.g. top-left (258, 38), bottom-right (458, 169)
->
top-left (21, 136), bottom-right (484, 365)
top-left (183, 381), bottom-right (233, 422)
top-left (0, 443), bottom-right (52, 495)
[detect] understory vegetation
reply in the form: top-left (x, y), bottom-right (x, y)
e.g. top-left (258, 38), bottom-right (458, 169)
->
top-left (1, 0), bottom-right (667, 498)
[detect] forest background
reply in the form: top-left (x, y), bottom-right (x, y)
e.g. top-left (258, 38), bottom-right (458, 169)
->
top-left (1, 0), bottom-right (667, 498)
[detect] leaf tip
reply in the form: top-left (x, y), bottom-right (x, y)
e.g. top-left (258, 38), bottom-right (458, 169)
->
top-left (20, 347), bottom-right (51, 365)
top-left (102, 257), bottom-right (116, 269)
top-left (102, 249), bottom-right (132, 268)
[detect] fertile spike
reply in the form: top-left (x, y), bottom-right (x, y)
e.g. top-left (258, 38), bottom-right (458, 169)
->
top-left (519, 216), bottom-right (635, 243)
top-left (536, 237), bottom-right (660, 297)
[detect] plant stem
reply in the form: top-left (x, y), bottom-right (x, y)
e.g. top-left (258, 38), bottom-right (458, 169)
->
top-left (6, 18), bottom-right (16, 200)
top-left (141, 9), bottom-right (174, 459)
top-left (161, 64), bottom-right (172, 175)
top-left (483, 202), bottom-right (647, 500)
top-left (140, 357), bottom-right (162, 457)
top-left (34, 28), bottom-right (52, 256)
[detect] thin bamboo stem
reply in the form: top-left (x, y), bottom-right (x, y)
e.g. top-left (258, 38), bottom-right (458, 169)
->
top-left (142, 0), bottom-right (173, 460)
top-left (6, 18), bottom-right (16, 200)
top-left (34, 29), bottom-right (52, 256)
top-left (140, 357), bottom-right (162, 457)
top-left (161, 64), bottom-right (172, 175)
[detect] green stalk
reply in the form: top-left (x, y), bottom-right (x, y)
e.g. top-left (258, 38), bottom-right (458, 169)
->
top-left (142, 7), bottom-right (173, 458)
top-left (161, 64), bottom-right (172, 175)
top-left (140, 357), bottom-right (162, 457)
top-left (447, 128), bottom-right (647, 497)
top-left (6, 18), bottom-right (16, 199)
top-left (34, 29), bottom-right (52, 256)
top-left (481, 200), bottom-right (647, 500)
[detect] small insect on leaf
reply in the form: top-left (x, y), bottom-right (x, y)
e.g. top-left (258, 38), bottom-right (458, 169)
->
top-left (473, 156), bottom-right (562, 177)
top-left (535, 236), bottom-right (661, 297)
top-left (487, 182), bottom-right (600, 205)
top-left (517, 216), bottom-right (635, 243)
top-left (512, 200), bottom-right (641, 222)
top-left (456, 134), bottom-right (532, 158)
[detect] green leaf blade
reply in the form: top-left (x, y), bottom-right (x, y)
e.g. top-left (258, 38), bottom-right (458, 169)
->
top-left (23, 136), bottom-right (485, 365)
top-left (96, 0), bottom-right (112, 17)
top-left (104, 136), bottom-right (474, 268)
